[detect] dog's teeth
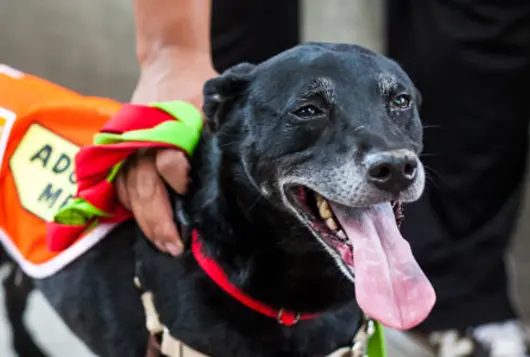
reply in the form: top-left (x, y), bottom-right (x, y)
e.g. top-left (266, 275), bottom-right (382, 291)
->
top-left (319, 200), bottom-right (332, 219)
top-left (315, 193), bottom-right (324, 206)
top-left (325, 217), bottom-right (338, 231)
top-left (337, 230), bottom-right (346, 239)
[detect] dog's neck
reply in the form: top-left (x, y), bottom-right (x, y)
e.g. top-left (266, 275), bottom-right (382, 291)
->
top-left (185, 130), bottom-right (356, 314)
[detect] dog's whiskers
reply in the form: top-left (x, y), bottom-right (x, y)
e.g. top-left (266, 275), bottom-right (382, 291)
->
top-left (423, 166), bottom-right (444, 188)
top-left (424, 173), bottom-right (438, 188)
top-left (217, 139), bottom-right (241, 149)
top-left (245, 194), bottom-right (264, 215)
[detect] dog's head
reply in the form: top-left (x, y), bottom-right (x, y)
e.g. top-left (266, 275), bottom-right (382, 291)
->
top-left (201, 43), bottom-right (435, 330)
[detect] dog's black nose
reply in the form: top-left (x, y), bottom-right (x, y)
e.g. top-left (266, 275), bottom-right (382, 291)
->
top-left (365, 151), bottom-right (418, 194)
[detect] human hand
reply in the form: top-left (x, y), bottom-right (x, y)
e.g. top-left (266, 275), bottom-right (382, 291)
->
top-left (116, 47), bottom-right (217, 255)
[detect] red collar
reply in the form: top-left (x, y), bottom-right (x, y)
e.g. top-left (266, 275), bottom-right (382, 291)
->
top-left (191, 230), bottom-right (319, 326)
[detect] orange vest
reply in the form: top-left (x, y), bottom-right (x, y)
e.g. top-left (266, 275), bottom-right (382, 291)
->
top-left (0, 65), bottom-right (121, 278)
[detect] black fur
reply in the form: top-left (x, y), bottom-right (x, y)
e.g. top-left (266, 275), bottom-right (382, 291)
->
top-left (2, 42), bottom-right (424, 357)
top-left (2, 261), bottom-right (47, 357)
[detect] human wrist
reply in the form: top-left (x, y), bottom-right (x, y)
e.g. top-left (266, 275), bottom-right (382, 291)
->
top-left (137, 45), bottom-right (212, 71)
top-left (133, 45), bottom-right (216, 106)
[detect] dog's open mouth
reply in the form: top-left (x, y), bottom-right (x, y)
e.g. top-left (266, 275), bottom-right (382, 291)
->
top-left (291, 186), bottom-right (355, 267)
top-left (287, 186), bottom-right (436, 331)
top-left (289, 187), bottom-right (403, 271)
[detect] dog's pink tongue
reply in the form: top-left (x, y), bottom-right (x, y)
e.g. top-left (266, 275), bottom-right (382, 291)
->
top-left (330, 202), bottom-right (436, 330)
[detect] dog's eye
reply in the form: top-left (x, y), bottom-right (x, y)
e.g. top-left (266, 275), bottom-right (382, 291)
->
top-left (390, 94), bottom-right (412, 109)
top-left (292, 104), bottom-right (324, 119)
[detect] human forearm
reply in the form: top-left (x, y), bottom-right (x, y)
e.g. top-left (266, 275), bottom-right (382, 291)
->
top-left (131, 0), bottom-right (217, 105)
top-left (134, 0), bottom-right (212, 66)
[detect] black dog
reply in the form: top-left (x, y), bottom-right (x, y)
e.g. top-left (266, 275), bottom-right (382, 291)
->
top-left (4, 42), bottom-right (435, 357)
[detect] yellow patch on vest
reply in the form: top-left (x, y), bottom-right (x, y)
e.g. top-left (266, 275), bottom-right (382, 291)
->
top-left (9, 123), bottom-right (79, 221)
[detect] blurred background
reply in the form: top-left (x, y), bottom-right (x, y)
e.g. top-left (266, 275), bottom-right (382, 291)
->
top-left (1, 0), bottom-right (529, 356)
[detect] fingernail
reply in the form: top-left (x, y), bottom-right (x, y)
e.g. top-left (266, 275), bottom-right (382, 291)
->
top-left (165, 242), bottom-right (182, 256)
top-left (154, 241), bottom-right (166, 252)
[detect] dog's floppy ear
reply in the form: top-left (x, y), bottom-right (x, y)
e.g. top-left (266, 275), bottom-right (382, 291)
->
top-left (203, 62), bottom-right (256, 131)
